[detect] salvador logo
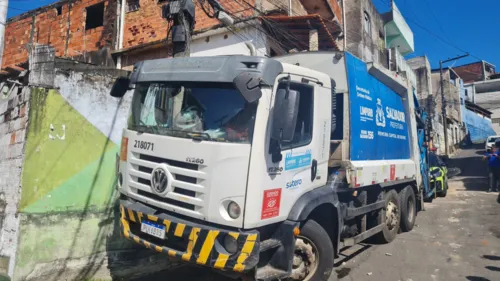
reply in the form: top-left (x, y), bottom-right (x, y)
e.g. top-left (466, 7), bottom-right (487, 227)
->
top-left (376, 98), bottom-right (386, 128)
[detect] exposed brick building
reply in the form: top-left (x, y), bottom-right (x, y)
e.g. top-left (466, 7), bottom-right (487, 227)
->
top-left (3, 0), bottom-right (116, 69)
top-left (453, 61), bottom-right (496, 83)
top-left (1, 0), bottom-right (342, 71)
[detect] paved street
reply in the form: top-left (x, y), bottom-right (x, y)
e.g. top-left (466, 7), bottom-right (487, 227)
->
top-left (331, 145), bottom-right (500, 281)
top-left (134, 146), bottom-right (500, 281)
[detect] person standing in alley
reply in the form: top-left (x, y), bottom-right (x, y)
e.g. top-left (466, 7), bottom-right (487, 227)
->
top-left (483, 141), bottom-right (500, 192)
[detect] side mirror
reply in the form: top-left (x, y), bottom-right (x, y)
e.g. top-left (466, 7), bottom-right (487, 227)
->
top-left (233, 72), bottom-right (263, 103)
top-left (110, 77), bottom-right (130, 98)
top-left (271, 87), bottom-right (300, 141)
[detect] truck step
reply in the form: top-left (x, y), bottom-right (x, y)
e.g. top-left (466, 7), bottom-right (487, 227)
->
top-left (343, 223), bottom-right (385, 247)
top-left (259, 239), bottom-right (282, 252)
top-left (255, 265), bottom-right (288, 281)
top-left (346, 200), bottom-right (385, 220)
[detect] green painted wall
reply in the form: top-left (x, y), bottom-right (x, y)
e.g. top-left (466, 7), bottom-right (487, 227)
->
top-left (15, 88), bottom-right (123, 280)
top-left (21, 89), bottom-right (118, 212)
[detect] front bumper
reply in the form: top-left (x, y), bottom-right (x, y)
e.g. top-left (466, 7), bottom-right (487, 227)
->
top-left (120, 199), bottom-right (260, 272)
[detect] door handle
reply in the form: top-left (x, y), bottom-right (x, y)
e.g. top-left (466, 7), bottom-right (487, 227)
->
top-left (311, 159), bottom-right (318, 181)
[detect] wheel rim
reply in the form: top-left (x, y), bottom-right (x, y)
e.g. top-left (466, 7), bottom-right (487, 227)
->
top-left (407, 195), bottom-right (414, 223)
top-left (288, 236), bottom-right (319, 281)
top-left (385, 200), bottom-right (399, 230)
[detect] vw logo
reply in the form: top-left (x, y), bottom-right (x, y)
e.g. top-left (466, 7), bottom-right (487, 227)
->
top-left (151, 167), bottom-right (168, 194)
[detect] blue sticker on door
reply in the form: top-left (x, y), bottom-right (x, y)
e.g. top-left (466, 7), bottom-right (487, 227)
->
top-left (285, 149), bottom-right (312, 170)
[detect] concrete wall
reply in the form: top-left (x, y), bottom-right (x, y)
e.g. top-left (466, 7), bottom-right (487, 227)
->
top-left (345, 0), bottom-right (387, 67)
top-left (431, 70), bottom-right (461, 123)
top-left (464, 84), bottom-right (475, 103)
top-left (408, 56), bottom-right (433, 113)
top-left (0, 83), bottom-right (30, 276)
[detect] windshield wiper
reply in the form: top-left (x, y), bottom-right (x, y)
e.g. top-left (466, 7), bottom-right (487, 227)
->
top-left (133, 125), bottom-right (212, 141)
top-left (187, 132), bottom-right (212, 141)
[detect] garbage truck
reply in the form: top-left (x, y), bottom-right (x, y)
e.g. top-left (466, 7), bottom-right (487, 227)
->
top-left (110, 51), bottom-right (430, 281)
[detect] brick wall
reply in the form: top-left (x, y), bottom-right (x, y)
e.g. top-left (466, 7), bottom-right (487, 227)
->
top-left (2, 16), bottom-right (33, 68)
top-left (123, 0), bottom-right (255, 49)
top-left (2, 0), bottom-right (116, 69)
top-left (453, 62), bottom-right (484, 83)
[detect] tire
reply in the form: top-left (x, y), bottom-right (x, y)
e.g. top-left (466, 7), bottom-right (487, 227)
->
top-left (437, 181), bottom-right (448, 197)
top-left (399, 186), bottom-right (416, 232)
top-left (292, 219), bottom-right (335, 281)
top-left (374, 189), bottom-right (401, 243)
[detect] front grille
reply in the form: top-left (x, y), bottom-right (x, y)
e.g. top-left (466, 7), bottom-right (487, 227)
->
top-left (138, 189), bottom-right (196, 211)
top-left (127, 152), bottom-right (206, 217)
top-left (174, 187), bottom-right (196, 197)
top-left (175, 174), bottom-right (197, 184)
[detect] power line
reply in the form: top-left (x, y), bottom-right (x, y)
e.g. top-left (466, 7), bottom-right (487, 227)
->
top-left (380, 0), bottom-right (483, 63)
top-left (406, 17), bottom-right (481, 61)
top-left (231, 0), bottom-right (308, 53)
top-left (421, 0), bottom-right (449, 42)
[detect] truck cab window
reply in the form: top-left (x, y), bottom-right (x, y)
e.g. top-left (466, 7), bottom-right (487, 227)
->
top-left (279, 81), bottom-right (314, 149)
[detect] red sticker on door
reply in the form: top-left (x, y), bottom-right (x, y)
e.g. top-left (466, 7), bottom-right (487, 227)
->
top-left (261, 188), bottom-right (282, 219)
top-left (390, 164), bottom-right (396, 181)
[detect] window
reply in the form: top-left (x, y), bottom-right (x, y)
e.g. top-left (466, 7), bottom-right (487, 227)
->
top-left (56, 6), bottom-right (62, 16)
top-left (126, 0), bottom-right (140, 12)
top-left (130, 82), bottom-right (257, 144)
top-left (460, 98), bottom-right (464, 105)
top-left (363, 12), bottom-right (371, 36)
top-left (85, 2), bottom-right (105, 30)
top-left (465, 89), bottom-right (468, 96)
top-left (279, 82), bottom-right (314, 149)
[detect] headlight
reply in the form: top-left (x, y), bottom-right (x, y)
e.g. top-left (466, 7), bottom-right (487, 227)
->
top-left (223, 234), bottom-right (238, 254)
top-left (227, 201), bottom-right (241, 219)
top-left (431, 169), bottom-right (443, 178)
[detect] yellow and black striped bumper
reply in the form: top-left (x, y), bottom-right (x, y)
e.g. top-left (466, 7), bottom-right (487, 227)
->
top-left (120, 202), bottom-right (260, 272)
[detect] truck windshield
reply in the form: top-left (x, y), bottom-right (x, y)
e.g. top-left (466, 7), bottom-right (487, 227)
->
top-left (129, 82), bottom-right (257, 144)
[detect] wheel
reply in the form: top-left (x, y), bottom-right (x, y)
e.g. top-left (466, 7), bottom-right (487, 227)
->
top-left (374, 189), bottom-right (401, 243)
top-left (288, 219), bottom-right (335, 281)
top-left (437, 181), bottom-right (448, 197)
top-left (399, 186), bottom-right (416, 232)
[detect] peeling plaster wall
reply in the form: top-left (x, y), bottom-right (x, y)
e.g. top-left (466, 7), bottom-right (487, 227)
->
top-left (0, 84), bottom-right (30, 277)
top-left (54, 71), bottom-right (132, 145)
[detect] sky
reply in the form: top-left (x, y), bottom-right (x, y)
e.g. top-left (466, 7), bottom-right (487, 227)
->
top-left (5, 0), bottom-right (500, 70)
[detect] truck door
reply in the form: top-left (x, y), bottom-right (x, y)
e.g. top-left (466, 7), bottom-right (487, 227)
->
top-left (243, 73), bottom-right (331, 228)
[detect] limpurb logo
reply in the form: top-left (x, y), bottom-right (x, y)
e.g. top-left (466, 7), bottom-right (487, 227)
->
top-left (285, 149), bottom-right (312, 171)
top-left (286, 179), bottom-right (303, 189)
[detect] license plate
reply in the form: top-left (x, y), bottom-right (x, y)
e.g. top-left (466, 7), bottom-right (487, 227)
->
top-left (141, 221), bottom-right (166, 239)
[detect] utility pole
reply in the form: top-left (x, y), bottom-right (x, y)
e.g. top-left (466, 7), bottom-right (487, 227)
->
top-left (440, 53), bottom-right (469, 156)
top-left (0, 0), bottom-right (8, 68)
